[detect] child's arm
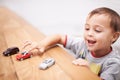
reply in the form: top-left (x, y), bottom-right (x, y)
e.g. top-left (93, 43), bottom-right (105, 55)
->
top-left (39, 34), bottom-right (66, 48)
top-left (22, 34), bottom-right (66, 53)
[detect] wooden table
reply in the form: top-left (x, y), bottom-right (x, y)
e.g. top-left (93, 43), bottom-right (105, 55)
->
top-left (0, 7), bottom-right (101, 80)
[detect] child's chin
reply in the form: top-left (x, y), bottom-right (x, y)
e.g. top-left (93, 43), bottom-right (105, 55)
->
top-left (87, 47), bottom-right (95, 51)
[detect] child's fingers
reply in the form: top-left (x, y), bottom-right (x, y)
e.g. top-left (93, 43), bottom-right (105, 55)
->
top-left (27, 42), bottom-right (41, 52)
top-left (27, 43), bottom-right (37, 52)
top-left (23, 40), bottom-right (32, 44)
top-left (23, 41), bottom-right (32, 47)
top-left (72, 58), bottom-right (89, 66)
top-left (21, 40), bottom-right (32, 50)
top-left (28, 47), bottom-right (45, 56)
top-left (38, 47), bottom-right (45, 53)
top-left (72, 60), bottom-right (79, 65)
top-left (22, 41), bottom-right (45, 55)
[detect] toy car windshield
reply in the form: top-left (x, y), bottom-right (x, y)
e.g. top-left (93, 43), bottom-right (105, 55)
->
top-left (39, 58), bottom-right (55, 70)
top-left (21, 50), bottom-right (28, 55)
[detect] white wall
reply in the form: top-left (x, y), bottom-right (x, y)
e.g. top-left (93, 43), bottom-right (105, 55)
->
top-left (0, 0), bottom-right (120, 52)
top-left (0, 0), bottom-right (120, 36)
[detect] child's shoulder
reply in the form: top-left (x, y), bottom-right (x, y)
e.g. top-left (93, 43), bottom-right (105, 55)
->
top-left (103, 49), bottom-right (120, 65)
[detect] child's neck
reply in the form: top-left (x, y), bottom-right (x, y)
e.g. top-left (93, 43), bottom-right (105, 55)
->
top-left (91, 47), bottom-right (112, 58)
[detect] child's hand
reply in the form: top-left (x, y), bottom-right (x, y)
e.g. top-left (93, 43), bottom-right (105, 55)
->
top-left (21, 40), bottom-right (45, 55)
top-left (72, 58), bottom-right (90, 68)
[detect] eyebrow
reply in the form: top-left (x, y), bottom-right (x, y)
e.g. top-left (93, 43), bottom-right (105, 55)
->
top-left (85, 23), bottom-right (104, 28)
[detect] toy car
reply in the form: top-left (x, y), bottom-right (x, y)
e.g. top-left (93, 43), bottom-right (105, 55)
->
top-left (3, 47), bottom-right (19, 56)
top-left (39, 58), bottom-right (55, 70)
top-left (16, 50), bottom-right (32, 61)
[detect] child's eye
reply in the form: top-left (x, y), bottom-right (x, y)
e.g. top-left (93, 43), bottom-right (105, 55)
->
top-left (85, 25), bottom-right (90, 31)
top-left (85, 27), bottom-right (89, 31)
top-left (85, 24), bottom-right (90, 31)
top-left (95, 29), bottom-right (102, 33)
top-left (94, 26), bottom-right (103, 33)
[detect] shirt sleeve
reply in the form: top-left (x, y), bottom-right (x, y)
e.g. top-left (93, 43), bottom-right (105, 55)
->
top-left (65, 35), bottom-right (84, 55)
top-left (100, 57), bottom-right (120, 80)
top-left (63, 35), bottom-right (67, 47)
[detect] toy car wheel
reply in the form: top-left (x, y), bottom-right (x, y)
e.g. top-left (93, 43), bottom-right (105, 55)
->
top-left (7, 54), bottom-right (10, 56)
top-left (30, 55), bottom-right (32, 58)
top-left (20, 58), bottom-right (23, 61)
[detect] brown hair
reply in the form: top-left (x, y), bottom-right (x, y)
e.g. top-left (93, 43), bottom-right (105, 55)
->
top-left (88, 7), bottom-right (120, 32)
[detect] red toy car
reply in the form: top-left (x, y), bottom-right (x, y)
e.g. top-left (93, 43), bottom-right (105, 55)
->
top-left (16, 51), bottom-right (32, 61)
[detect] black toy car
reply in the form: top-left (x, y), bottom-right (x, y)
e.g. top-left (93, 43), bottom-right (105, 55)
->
top-left (3, 47), bottom-right (19, 56)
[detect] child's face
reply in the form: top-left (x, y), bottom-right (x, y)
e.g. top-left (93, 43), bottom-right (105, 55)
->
top-left (84, 14), bottom-right (115, 53)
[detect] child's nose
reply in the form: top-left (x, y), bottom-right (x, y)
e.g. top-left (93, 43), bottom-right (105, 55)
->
top-left (87, 29), bottom-right (94, 37)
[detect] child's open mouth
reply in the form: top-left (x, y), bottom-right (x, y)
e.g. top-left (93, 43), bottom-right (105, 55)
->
top-left (87, 40), bottom-right (96, 46)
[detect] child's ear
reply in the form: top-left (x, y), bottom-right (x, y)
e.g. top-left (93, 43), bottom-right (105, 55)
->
top-left (112, 32), bottom-right (120, 43)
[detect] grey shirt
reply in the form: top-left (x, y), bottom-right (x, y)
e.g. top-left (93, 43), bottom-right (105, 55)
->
top-left (65, 36), bottom-right (120, 80)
